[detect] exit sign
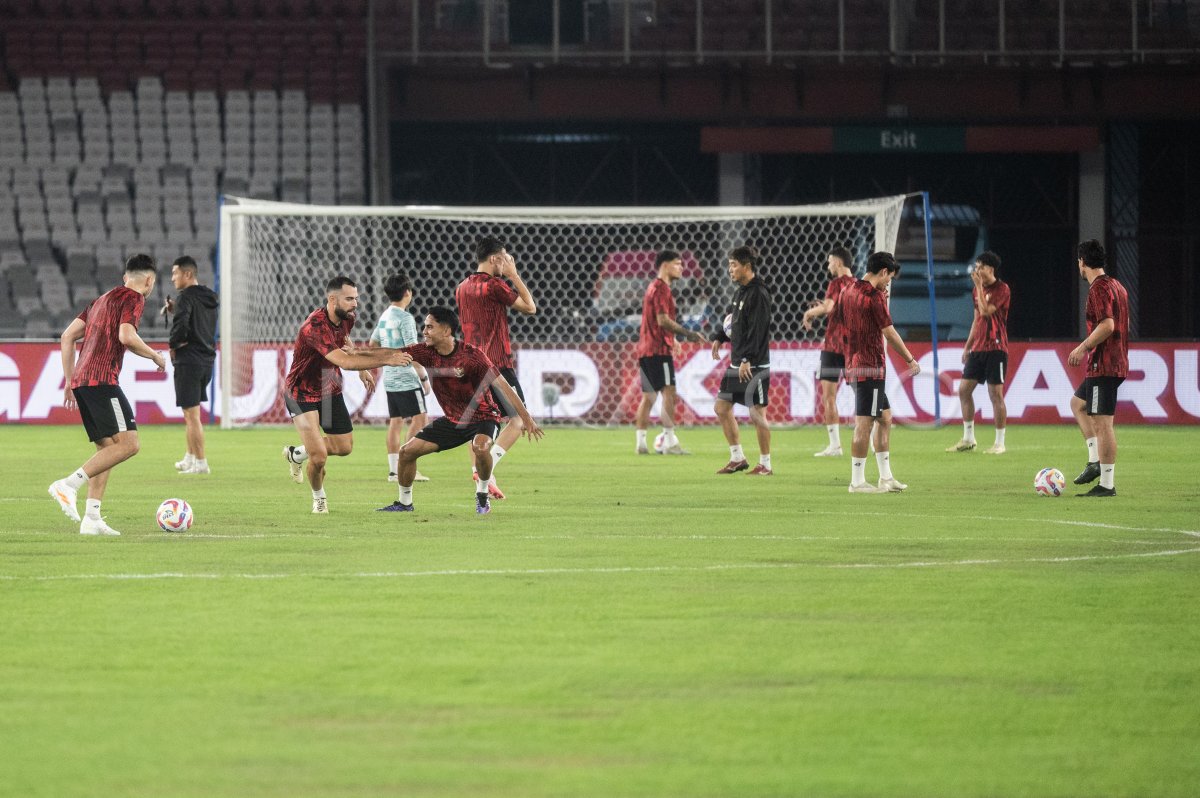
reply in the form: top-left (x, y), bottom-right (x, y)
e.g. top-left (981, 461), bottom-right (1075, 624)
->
top-left (834, 127), bottom-right (967, 153)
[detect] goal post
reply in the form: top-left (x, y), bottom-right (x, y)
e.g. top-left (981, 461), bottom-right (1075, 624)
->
top-left (218, 195), bottom-right (912, 429)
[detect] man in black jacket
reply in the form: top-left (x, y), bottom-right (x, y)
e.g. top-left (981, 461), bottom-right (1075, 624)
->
top-left (711, 245), bottom-right (773, 475)
top-left (163, 255), bottom-right (219, 474)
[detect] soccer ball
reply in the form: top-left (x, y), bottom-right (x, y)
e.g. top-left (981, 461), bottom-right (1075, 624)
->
top-left (722, 313), bottom-right (733, 338)
top-left (156, 498), bottom-right (193, 532)
top-left (654, 432), bottom-right (667, 453)
top-left (1033, 468), bottom-right (1066, 497)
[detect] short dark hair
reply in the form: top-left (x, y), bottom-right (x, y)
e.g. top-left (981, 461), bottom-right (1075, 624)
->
top-left (655, 249), bottom-right (681, 269)
top-left (866, 251), bottom-right (900, 275)
top-left (125, 253), bottom-right (155, 274)
top-left (729, 245), bottom-right (759, 269)
top-left (172, 255), bottom-right (197, 274)
top-left (829, 246), bottom-right (853, 269)
top-left (475, 236), bottom-right (506, 263)
top-left (326, 275), bottom-right (356, 293)
top-left (1077, 239), bottom-right (1106, 269)
top-left (426, 305), bottom-right (460, 336)
top-left (384, 273), bottom-right (413, 302)
top-left (976, 250), bottom-right (1001, 271)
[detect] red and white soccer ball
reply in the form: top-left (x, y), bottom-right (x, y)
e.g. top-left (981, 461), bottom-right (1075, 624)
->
top-left (653, 432), bottom-right (667, 454)
top-left (156, 498), bottom-right (193, 532)
top-left (1033, 468), bottom-right (1066, 497)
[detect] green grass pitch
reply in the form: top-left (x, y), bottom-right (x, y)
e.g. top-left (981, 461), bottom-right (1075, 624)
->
top-left (2, 422), bottom-right (1199, 797)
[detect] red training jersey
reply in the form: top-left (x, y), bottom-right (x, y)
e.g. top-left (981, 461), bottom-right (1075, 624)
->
top-left (967, 279), bottom-right (1011, 353)
top-left (70, 285), bottom-right (145, 388)
top-left (405, 340), bottom-right (502, 425)
top-left (822, 273), bottom-right (855, 356)
top-left (635, 278), bottom-right (678, 358)
top-left (285, 307), bottom-right (354, 402)
top-left (455, 272), bottom-right (518, 370)
top-left (1085, 274), bottom-right (1129, 378)
top-left (841, 279), bottom-right (893, 381)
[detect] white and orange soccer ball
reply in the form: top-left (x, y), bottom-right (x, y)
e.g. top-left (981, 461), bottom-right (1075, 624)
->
top-left (156, 498), bottom-right (193, 532)
top-left (1033, 468), bottom-right (1066, 497)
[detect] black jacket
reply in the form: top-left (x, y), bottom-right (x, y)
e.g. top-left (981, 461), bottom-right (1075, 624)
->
top-left (169, 284), bottom-right (219, 364)
top-left (712, 275), bottom-right (772, 366)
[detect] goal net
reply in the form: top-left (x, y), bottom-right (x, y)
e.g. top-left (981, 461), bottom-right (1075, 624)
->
top-left (218, 195), bottom-right (909, 429)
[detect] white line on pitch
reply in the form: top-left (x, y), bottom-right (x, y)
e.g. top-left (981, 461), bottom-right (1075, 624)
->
top-left (2, 546), bottom-right (1198, 582)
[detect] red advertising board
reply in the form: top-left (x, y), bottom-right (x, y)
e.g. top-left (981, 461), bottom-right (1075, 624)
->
top-left (2, 341), bottom-right (1198, 425)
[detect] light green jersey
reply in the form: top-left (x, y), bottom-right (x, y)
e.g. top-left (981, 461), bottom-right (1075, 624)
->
top-left (369, 305), bottom-right (420, 392)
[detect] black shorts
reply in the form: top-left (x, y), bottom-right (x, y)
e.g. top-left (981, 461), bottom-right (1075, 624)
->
top-left (414, 416), bottom-right (501, 452)
top-left (1074, 376), bottom-right (1125, 416)
top-left (818, 350), bottom-right (845, 382)
top-left (73, 384), bottom-right (137, 442)
top-left (854, 379), bottom-right (891, 418)
top-left (962, 350), bottom-right (1008, 385)
top-left (639, 355), bottom-right (676, 393)
top-left (284, 392), bottom-right (353, 435)
top-left (386, 387), bottom-right (427, 419)
top-left (488, 367), bottom-right (525, 418)
top-left (717, 366), bottom-right (770, 407)
top-left (173, 361), bottom-right (213, 408)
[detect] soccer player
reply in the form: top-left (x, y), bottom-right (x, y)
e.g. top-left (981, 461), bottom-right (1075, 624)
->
top-left (801, 245), bottom-right (855, 457)
top-left (455, 236), bottom-right (536, 499)
top-left (840, 251), bottom-right (921, 493)
top-left (377, 306), bottom-right (544, 515)
top-left (161, 255), bottom-right (219, 474)
top-left (48, 254), bottom-right (166, 536)
top-left (368, 272), bottom-right (431, 484)
top-left (946, 250), bottom-right (1011, 455)
top-left (635, 249), bottom-right (706, 455)
top-left (281, 276), bottom-right (414, 514)
top-left (1067, 238), bottom-right (1129, 497)
top-left (711, 245), bottom-right (773, 476)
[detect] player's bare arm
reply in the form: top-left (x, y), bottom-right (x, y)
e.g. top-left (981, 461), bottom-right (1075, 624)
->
top-left (118, 323), bottom-right (166, 372)
top-left (501, 254), bottom-right (537, 315)
top-left (962, 317), bottom-right (978, 363)
top-left (655, 311), bottom-right (705, 342)
top-left (801, 297), bottom-right (835, 330)
top-left (492, 375), bottom-right (544, 442)
top-left (882, 325), bottom-right (920, 376)
top-left (1068, 317), bottom-right (1115, 366)
top-left (324, 347), bottom-right (413, 371)
top-left (59, 317), bottom-right (86, 409)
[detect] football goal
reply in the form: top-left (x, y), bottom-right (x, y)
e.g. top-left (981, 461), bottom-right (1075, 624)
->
top-left (217, 195), bottom-right (917, 429)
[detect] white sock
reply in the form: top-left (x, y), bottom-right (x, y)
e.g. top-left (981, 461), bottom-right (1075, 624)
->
top-left (759, 453), bottom-right (771, 469)
top-left (994, 428), bottom-right (1006, 447)
top-left (64, 469), bottom-right (89, 491)
top-left (1085, 437), bottom-right (1098, 462)
top-left (876, 451), bottom-right (893, 480)
top-left (183, 452), bottom-right (196, 467)
top-left (636, 429), bottom-right (647, 447)
top-left (490, 445), bottom-right (507, 474)
top-left (399, 485), bottom-right (413, 504)
top-left (85, 498), bottom-right (101, 520)
top-left (663, 426), bottom-right (677, 446)
top-left (388, 452), bottom-right (399, 474)
top-left (292, 445), bottom-right (309, 463)
top-left (851, 457), bottom-right (866, 485)
top-left (827, 424), bottom-right (840, 448)
top-left (475, 476), bottom-right (489, 493)
top-left (730, 444), bottom-right (745, 462)
top-left (1100, 463), bottom-right (1115, 489)
top-left (963, 420), bottom-right (975, 443)
top-left (195, 458), bottom-right (207, 468)
top-left (311, 488), bottom-right (326, 500)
